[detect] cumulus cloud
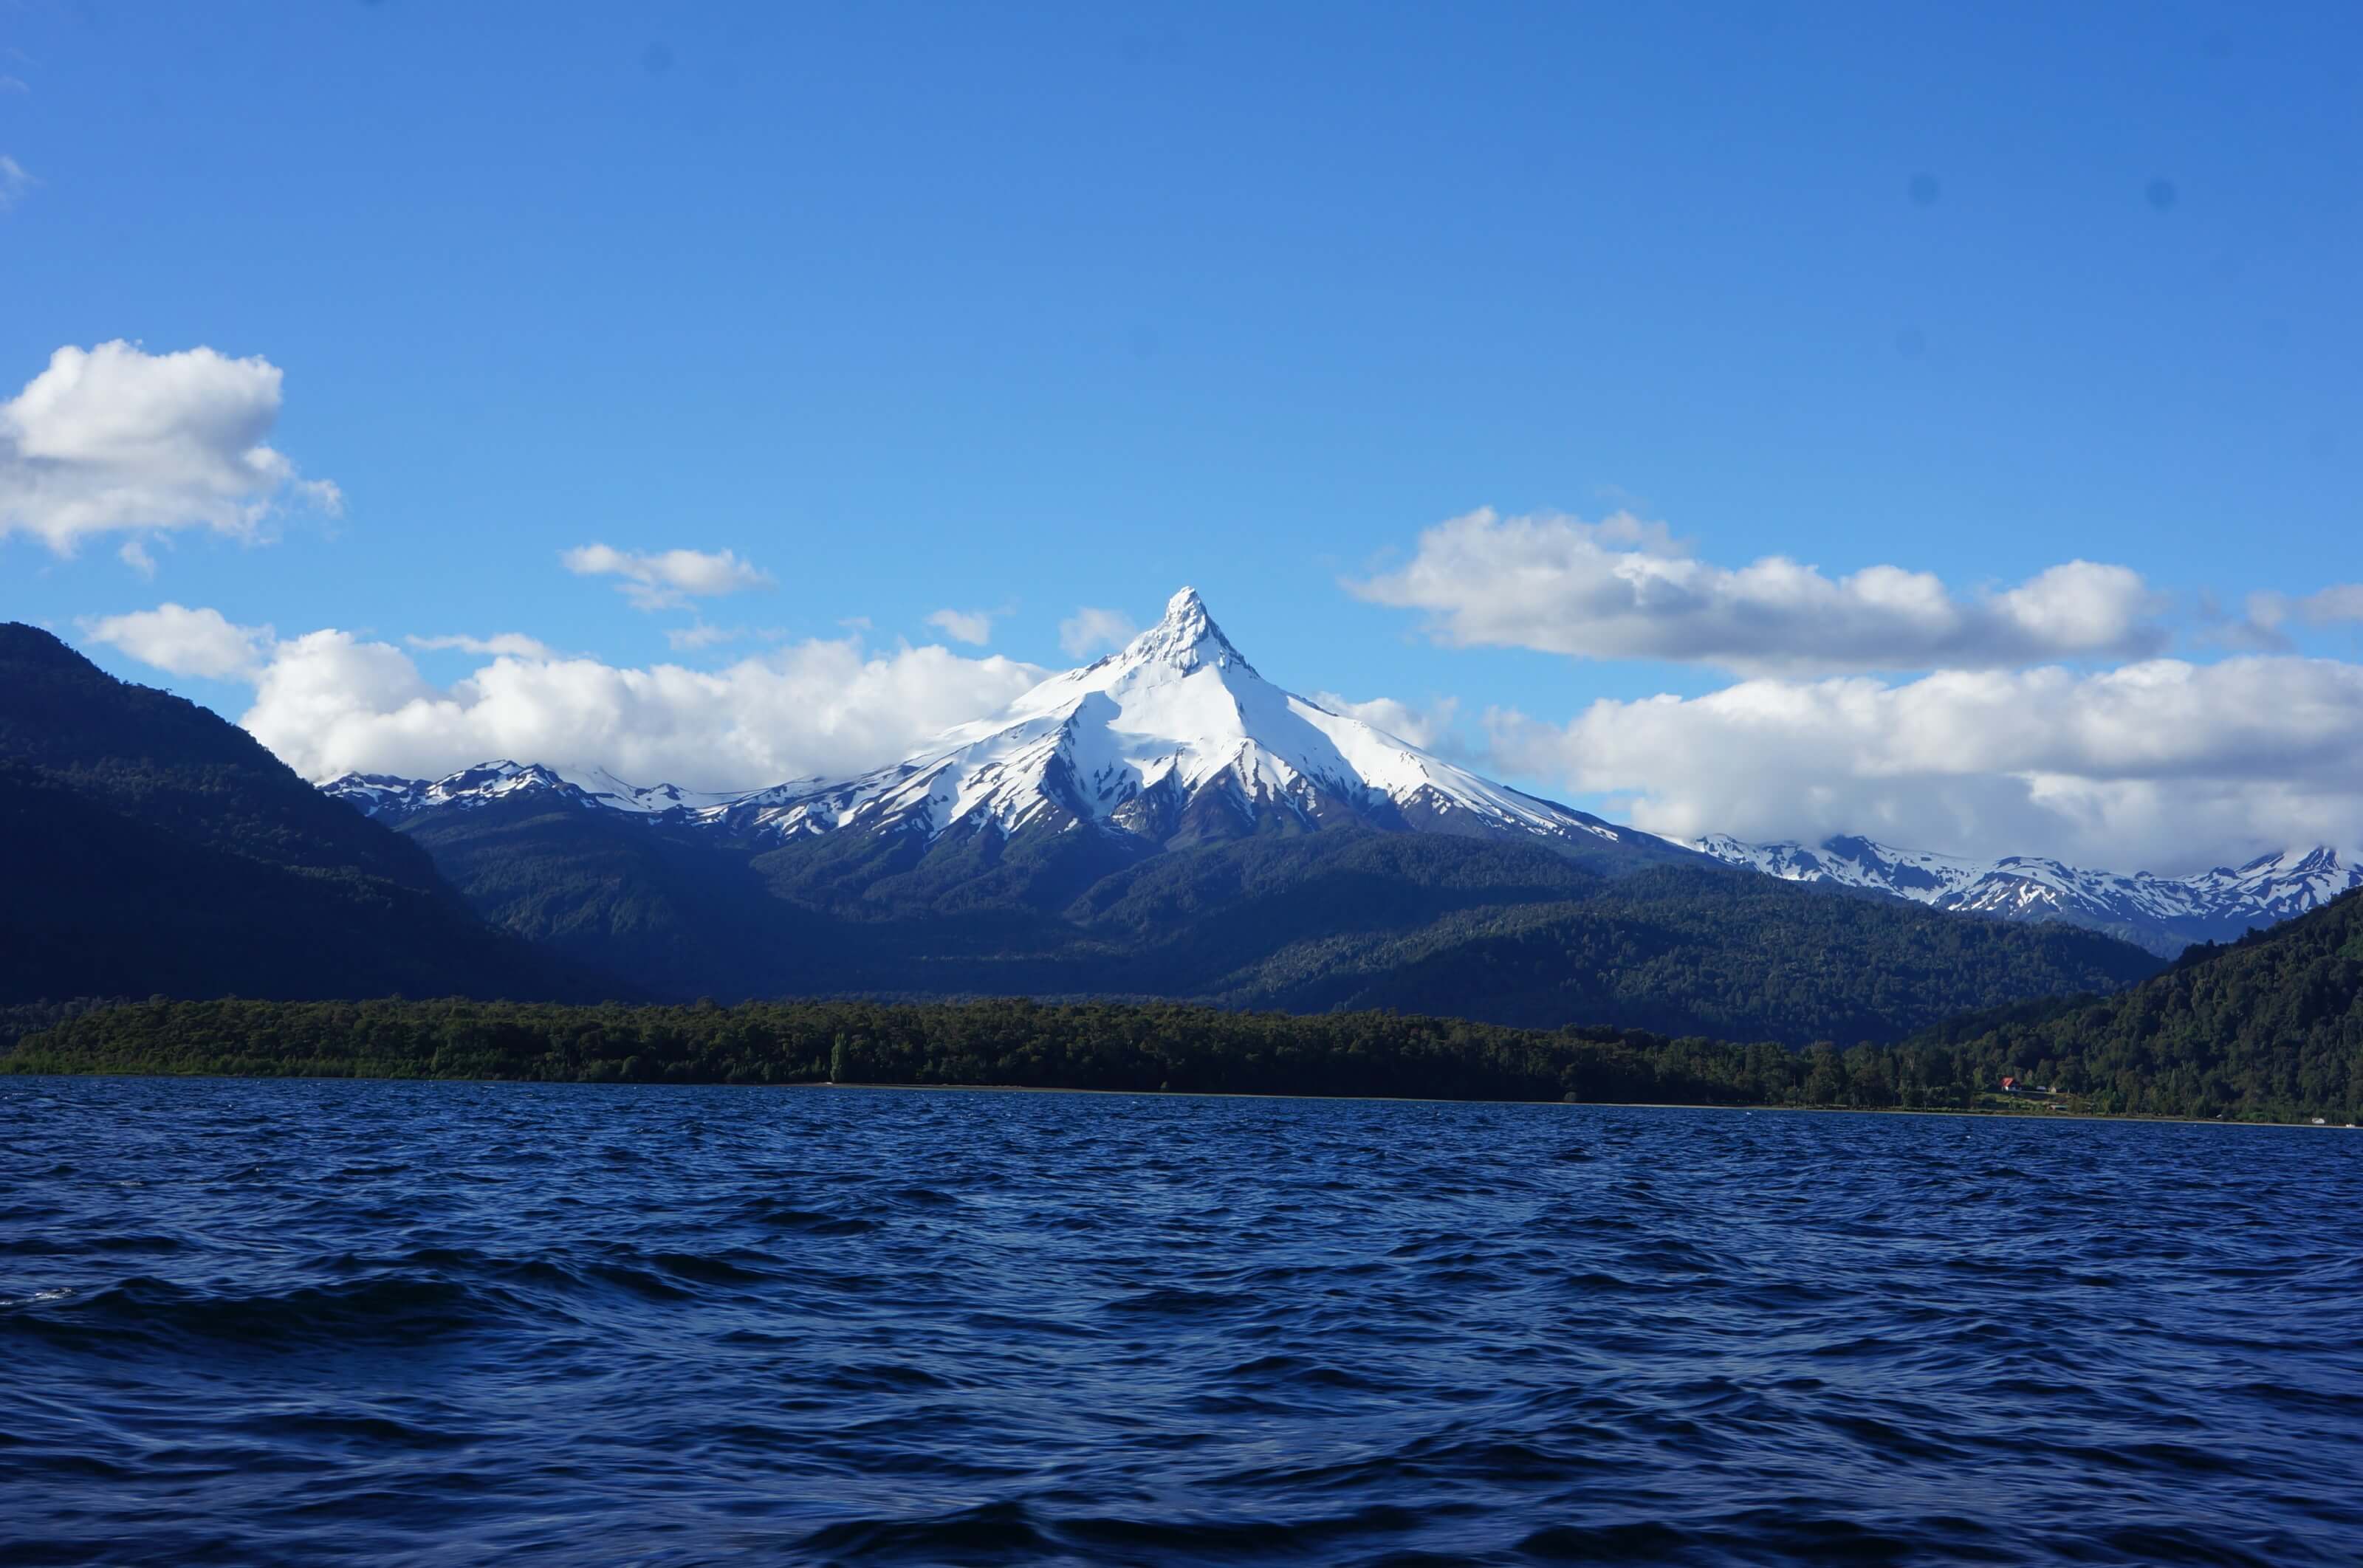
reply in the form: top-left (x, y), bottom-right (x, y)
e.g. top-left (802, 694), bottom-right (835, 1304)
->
top-left (1488, 656), bottom-right (2363, 872)
top-left (1, 342), bottom-right (342, 553)
top-left (560, 544), bottom-right (772, 611)
top-left (1060, 607), bottom-right (1137, 659)
top-left (83, 603), bottom-right (273, 681)
top-left (1353, 509), bottom-right (2168, 675)
top-left (218, 628), bottom-right (1046, 789)
top-left (925, 608), bottom-right (994, 646)
top-left (1312, 692), bottom-right (1463, 754)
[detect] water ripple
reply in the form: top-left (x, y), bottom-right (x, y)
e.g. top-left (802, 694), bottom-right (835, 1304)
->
top-left (1, 1079), bottom-right (2359, 1564)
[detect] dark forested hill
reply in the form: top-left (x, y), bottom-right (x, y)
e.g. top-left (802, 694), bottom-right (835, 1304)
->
top-left (0, 625), bottom-right (603, 1005)
top-left (395, 790), bottom-right (846, 1001)
top-left (391, 800), bottom-right (2164, 1044)
top-left (1190, 860), bottom-right (2165, 1043)
top-left (1909, 887), bottom-right (2363, 1119)
top-left (0, 623), bottom-right (436, 888)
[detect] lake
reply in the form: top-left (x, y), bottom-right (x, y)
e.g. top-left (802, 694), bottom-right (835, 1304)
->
top-left (4, 1077), bottom-right (2359, 1564)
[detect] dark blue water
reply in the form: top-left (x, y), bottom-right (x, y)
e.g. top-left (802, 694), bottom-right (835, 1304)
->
top-left (4, 1079), bottom-right (2359, 1565)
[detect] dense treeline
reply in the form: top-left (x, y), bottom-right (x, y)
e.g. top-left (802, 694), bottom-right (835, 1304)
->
top-left (1915, 888), bottom-right (2363, 1121)
top-left (10, 986), bottom-right (2353, 1121)
top-left (0, 997), bottom-right (123, 1050)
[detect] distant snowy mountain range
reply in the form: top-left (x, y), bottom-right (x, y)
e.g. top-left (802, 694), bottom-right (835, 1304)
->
top-left (322, 587), bottom-right (2356, 956)
top-left (1683, 835), bottom-right (2359, 956)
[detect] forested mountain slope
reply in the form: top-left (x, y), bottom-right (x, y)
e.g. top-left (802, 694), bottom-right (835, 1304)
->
top-left (392, 805), bottom-right (2162, 1043)
top-left (1911, 888), bottom-right (2363, 1118)
top-left (0, 625), bottom-right (600, 1005)
top-left (317, 591), bottom-right (2170, 1042)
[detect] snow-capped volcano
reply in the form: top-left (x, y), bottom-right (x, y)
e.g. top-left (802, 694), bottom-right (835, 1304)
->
top-left (1688, 833), bottom-right (2362, 955)
top-left (327, 587), bottom-right (1662, 861)
top-left (716, 586), bottom-right (1642, 849)
top-left (319, 588), bottom-right (2353, 956)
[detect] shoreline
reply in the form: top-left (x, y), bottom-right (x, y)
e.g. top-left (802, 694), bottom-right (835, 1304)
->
top-left (813, 1079), bottom-right (2347, 1128)
top-left (9, 1067), bottom-right (2348, 1129)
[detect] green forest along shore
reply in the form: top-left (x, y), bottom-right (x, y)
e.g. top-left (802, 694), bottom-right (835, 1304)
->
top-left (4, 989), bottom-right (2352, 1127)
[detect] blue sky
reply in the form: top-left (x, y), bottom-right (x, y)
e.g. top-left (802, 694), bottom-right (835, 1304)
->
top-left (3, 1), bottom-right (2359, 869)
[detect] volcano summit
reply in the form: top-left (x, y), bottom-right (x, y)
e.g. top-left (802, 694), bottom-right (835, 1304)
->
top-left (332, 587), bottom-right (1674, 869)
top-left (311, 591), bottom-right (2164, 1039)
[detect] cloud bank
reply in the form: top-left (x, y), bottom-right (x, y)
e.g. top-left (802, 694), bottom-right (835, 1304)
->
top-left (86, 598), bottom-right (1475, 833)
top-left (1488, 656), bottom-right (2363, 871)
top-left (1354, 509), bottom-right (2167, 675)
top-left (1, 342), bottom-right (342, 554)
top-left (222, 628), bottom-right (1046, 789)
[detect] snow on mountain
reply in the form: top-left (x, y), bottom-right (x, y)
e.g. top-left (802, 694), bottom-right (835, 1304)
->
top-left (1687, 833), bottom-right (2362, 955)
top-left (324, 588), bottom-right (1655, 859)
top-left (317, 588), bottom-right (2353, 955)
top-left (323, 760), bottom-right (758, 821)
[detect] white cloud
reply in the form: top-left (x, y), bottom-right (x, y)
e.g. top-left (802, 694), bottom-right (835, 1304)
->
top-left (1352, 508), bottom-right (2168, 675)
top-left (560, 543), bottom-right (772, 611)
top-left (119, 540), bottom-right (158, 580)
top-left (2205, 585), bottom-right (2363, 652)
top-left (1060, 606), bottom-right (1137, 659)
top-left (2302, 585), bottom-right (2363, 624)
top-left (665, 622), bottom-right (741, 651)
top-left (2246, 583), bottom-right (2363, 634)
top-left (0, 155), bottom-right (31, 210)
top-left (925, 608), bottom-right (994, 646)
top-left (1312, 691), bottom-right (1461, 753)
top-left (0, 342), bottom-right (341, 553)
top-left (227, 628), bottom-right (1046, 790)
top-left (1488, 656), bottom-right (2363, 872)
top-left (83, 603), bottom-right (273, 681)
top-left (407, 633), bottom-right (560, 659)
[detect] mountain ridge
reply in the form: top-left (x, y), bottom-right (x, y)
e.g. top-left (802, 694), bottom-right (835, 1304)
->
top-left (1688, 833), bottom-right (2359, 956)
top-left (320, 589), bottom-right (2352, 961)
top-left (298, 592), bottom-right (2167, 1041)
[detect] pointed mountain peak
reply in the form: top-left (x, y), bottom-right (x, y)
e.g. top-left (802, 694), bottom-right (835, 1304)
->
top-left (1117, 585), bottom-right (1256, 677)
